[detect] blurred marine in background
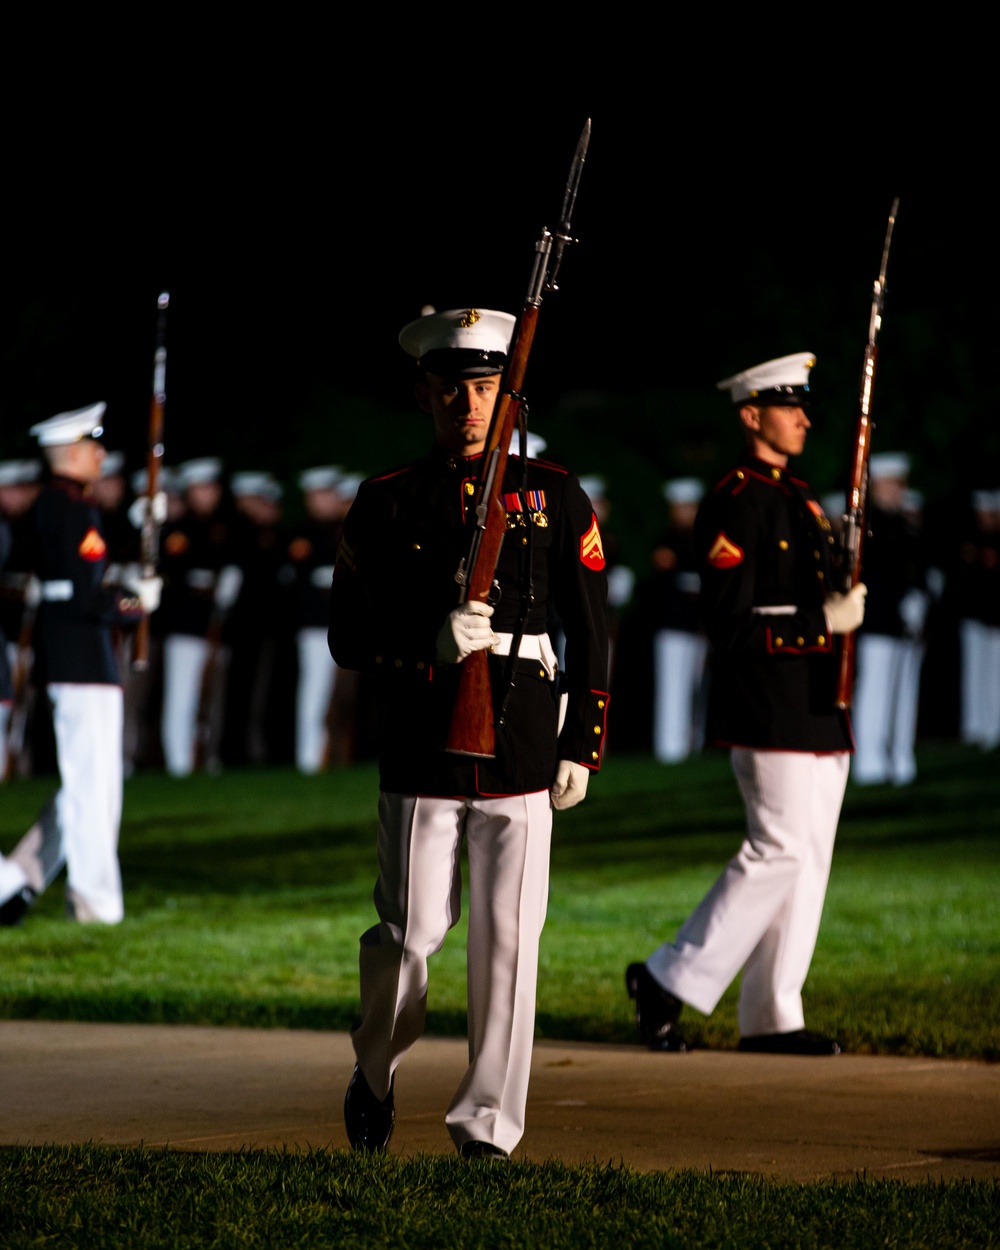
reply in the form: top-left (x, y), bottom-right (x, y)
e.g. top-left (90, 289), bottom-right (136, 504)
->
top-left (1, 403), bottom-right (161, 926)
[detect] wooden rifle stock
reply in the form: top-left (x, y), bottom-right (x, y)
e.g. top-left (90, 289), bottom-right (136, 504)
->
top-left (445, 309), bottom-right (538, 756)
top-left (834, 343), bottom-right (875, 709)
top-left (835, 200), bottom-right (898, 710)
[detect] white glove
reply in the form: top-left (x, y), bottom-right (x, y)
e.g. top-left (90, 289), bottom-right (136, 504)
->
top-left (132, 576), bottom-right (163, 614)
top-left (824, 583), bottom-right (867, 635)
top-left (607, 564), bottom-right (636, 609)
top-left (127, 492), bottom-right (168, 530)
top-left (23, 575), bottom-right (42, 609)
top-left (898, 589), bottom-right (929, 637)
top-left (214, 565), bottom-right (244, 611)
top-left (435, 601), bottom-right (496, 664)
top-left (550, 759), bottom-right (589, 810)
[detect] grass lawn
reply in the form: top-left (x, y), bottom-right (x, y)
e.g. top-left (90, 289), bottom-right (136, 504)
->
top-left (1, 1148), bottom-right (997, 1250)
top-left (1, 743), bottom-right (997, 1058)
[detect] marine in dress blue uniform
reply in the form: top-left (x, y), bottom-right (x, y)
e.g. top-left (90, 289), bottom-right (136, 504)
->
top-left (332, 308), bottom-right (609, 1156)
top-left (851, 454), bottom-right (929, 785)
top-left (5, 405), bottom-right (161, 924)
top-left (957, 489), bottom-right (1000, 750)
top-left (651, 477), bottom-right (708, 763)
top-left (287, 467), bottom-right (361, 773)
top-left (627, 353), bottom-right (867, 1055)
top-left (158, 458), bottom-right (241, 776)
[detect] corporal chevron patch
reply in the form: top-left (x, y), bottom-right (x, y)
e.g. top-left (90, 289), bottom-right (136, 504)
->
top-left (336, 535), bottom-right (355, 571)
top-left (706, 531), bottom-right (744, 569)
top-left (78, 527), bottom-right (107, 562)
top-left (580, 514), bottom-right (605, 570)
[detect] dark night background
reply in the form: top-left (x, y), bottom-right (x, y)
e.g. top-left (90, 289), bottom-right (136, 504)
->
top-left (4, 74), bottom-right (997, 573)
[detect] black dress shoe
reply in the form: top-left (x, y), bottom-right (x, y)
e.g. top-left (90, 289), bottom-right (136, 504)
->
top-left (739, 1029), bottom-right (842, 1056)
top-left (460, 1141), bottom-right (509, 1160)
top-left (0, 886), bottom-right (36, 928)
top-left (344, 1064), bottom-right (395, 1150)
top-left (625, 962), bottom-right (688, 1052)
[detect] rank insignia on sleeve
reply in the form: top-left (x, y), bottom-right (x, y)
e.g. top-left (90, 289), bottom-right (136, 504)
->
top-left (164, 531), bottom-right (189, 557)
top-left (78, 527), bottom-right (107, 561)
top-left (580, 514), bottom-right (605, 570)
top-left (336, 535), bottom-right (355, 571)
top-left (807, 499), bottom-right (826, 521)
top-left (707, 531), bottom-right (744, 569)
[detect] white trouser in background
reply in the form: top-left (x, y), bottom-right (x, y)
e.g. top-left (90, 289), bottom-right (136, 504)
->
top-left (49, 682), bottom-right (124, 924)
top-left (161, 635), bottom-right (229, 776)
top-left (852, 633), bottom-right (923, 785)
top-left (961, 619), bottom-right (1000, 750)
top-left (161, 635), bottom-right (208, 776)
top-left (295, 628), bottom-right (337, 773)
top-left (647, 749), bottom-right (848, 1036)
top-left (352, 790), bottom-right (552, 1156)
top-left (653, 630), bottom-right (708, 763)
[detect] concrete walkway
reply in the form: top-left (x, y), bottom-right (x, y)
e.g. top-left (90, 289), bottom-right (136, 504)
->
top-left (3, 1021), bottom-right (998, 1183)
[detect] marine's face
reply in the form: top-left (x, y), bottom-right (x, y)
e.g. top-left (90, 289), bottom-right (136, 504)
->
top-left (417, 373), bottom-right (501, 458)
top-left (186, 481), bottom-right (222, 517)
top-left (740, 404), bottom-right (811, 466)
top-left (52, 438), bottom-right (106, 485)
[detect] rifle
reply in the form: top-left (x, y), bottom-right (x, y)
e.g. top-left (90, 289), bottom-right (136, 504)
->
top-left (133, 290), bottom-right (169, 671)
top-left (446, 120), bottom-right (590, 757)
top-left (835, 199), bottom-right (899, 710)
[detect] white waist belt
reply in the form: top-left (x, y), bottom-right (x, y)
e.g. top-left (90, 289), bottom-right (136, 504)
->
top-left (41, 580), bottom-right (73, 602)
top-left (751, 605), bottom-right (796, 616)
top-left (491, 631), bottom-right (558, 679)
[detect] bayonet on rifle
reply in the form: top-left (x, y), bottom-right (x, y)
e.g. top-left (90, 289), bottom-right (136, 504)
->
top-left (836, 199), bottom-right (899, 710)
top-left (133, 290), bottom-right (169, 671)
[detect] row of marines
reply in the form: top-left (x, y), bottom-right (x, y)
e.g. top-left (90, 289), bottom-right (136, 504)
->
top-left (4, 443), bottom-right (995, 793)
top-left (0, 454), bottom-right (364, 782)
top-left (0, 319), bottom-right (873, 1164)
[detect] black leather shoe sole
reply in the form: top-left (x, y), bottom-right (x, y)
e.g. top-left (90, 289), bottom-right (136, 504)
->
top-left (625, 962), bottom-right (688, 1052)
top-left (460, 1141), bottom-right (509, 1160)
top-left (344, 1064), bottom-right (395, 1150)
top-left (0, 886), bottom-right (35, 928)
top-left (739, 1030), bottom-right (842, 1056)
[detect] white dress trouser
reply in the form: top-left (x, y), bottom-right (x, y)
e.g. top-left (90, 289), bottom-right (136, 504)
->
top-left (353, 790), bottom-right (552, 1155)
top-left (647, 749), bottom-right (848, 1036)
top-left (161, 635), bottom-right (209, 777)
top-left (852, 634), bottom-right (923, 785)
top-left (961, 619), bottom-right (1000, 749)
top-left (49, 683), bottom-right (124, 924)
top-left (295, 628), bottom-right (337, 773)
top-left (653, 630), bottom-right (708, 763)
